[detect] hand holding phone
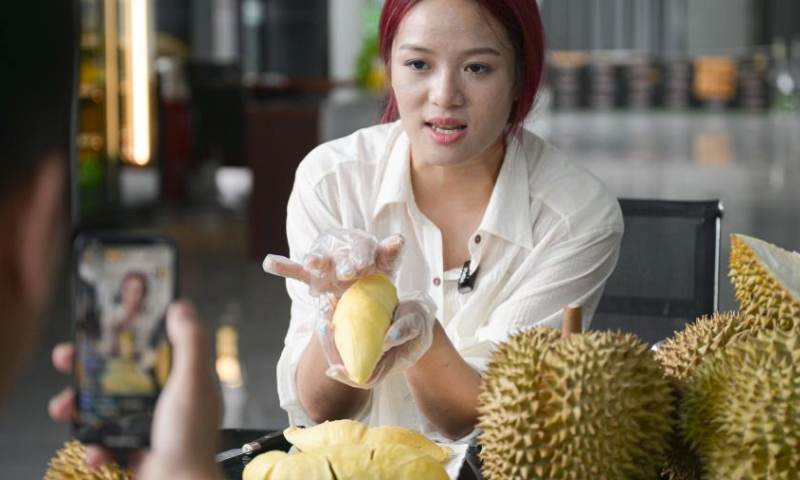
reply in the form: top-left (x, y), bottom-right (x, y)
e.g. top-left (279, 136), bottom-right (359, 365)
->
top-left (51, 303), bottom-right (221, 478)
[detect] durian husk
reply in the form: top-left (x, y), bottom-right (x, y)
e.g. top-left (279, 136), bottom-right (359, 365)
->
top-left (332, 274), bottom-right (398, 385)
top-left (655, 311), bottom-right (755, 389)
top-left (44, 441), bottom-right (131, 480)
top-left (681, 329), bottom-right (800, 480)
top-left (478, 327), bottom-right (674, 480)
top-left (729, 233), bottom-right (800, 324)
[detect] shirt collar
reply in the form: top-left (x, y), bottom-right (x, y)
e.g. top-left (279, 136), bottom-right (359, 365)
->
top-left (373, 129), bottom-right (534, 251)
top-left (373, 128), bottom-right (414, 218)
top-left (476, 137), bottom-right (534, 250)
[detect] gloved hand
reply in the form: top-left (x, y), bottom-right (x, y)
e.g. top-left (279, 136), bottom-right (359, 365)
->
top-left (315, 291), bottom-right (437, 389)
top-left (263, 229), bottom-right (405, 297)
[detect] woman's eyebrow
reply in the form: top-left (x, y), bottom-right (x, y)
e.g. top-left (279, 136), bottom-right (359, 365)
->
top-left (398, 44), bottom-right (502, 56)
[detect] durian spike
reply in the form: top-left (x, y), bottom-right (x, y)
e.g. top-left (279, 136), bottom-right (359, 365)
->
top-left (562, 305), bottom-right (583, 339)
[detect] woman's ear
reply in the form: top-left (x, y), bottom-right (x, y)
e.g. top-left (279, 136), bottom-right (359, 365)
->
top-left (0, 156), bottom-right (66, 309)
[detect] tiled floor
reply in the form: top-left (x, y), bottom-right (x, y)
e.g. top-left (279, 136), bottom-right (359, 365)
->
top-left (1, 110), bottom-right (798, 478)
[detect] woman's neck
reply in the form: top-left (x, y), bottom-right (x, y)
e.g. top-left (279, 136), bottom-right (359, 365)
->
top-left (410, 139), bottom-right (505, 210)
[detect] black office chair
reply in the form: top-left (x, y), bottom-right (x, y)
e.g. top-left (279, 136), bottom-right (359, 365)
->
top-left (590, 199), bottom-right (723, 345)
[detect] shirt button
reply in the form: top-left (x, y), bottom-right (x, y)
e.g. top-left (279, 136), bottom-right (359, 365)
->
top-left (433, 277), bottom-right (441, 286)
top-left (474, 235), bottom-right (482, 244)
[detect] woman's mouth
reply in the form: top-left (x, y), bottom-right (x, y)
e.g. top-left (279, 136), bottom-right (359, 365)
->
top-left (425, 121), bottom-right (467, 145)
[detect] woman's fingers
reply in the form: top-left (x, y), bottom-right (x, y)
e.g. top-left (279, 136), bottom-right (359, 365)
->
top-left (375, 234), bottom-right (405, 275)
top-left (47, 387), bottom-right (75, 421)
top-left (263, 254), bottom-right (312, 284)
top-left (52, 343), bottom-right (74, 374)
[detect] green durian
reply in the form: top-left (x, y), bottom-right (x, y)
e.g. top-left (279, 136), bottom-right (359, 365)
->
top-left (681, 328), bottom-right (800, 480)
top-left (729, 233), bottom-right (800, 324)
top-left (478, 327), bottom-right (674, 480)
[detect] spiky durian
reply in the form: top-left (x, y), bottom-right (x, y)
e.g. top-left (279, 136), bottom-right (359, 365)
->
top-left (655, 312), bottom-right (752, 480)
top-left (729, 233), bottom-right (800, 323)
top-left (44, 441), bottom-right (131, 480)
top-left (681, 328), bottom-right (800, 480)
top-left (655, 311), bottom-right (753, 387)
top-left (478, 327), bottom-right (674, 480)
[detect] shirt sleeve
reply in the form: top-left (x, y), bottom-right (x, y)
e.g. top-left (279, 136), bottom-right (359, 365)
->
top-left (275, 156), bottom-right (373, 426)
top-left (461, 223), bottom-right (623, 373)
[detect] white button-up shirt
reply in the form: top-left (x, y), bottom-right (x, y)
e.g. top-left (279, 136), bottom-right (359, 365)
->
top-left (275, 121), bottom-right (623, 440)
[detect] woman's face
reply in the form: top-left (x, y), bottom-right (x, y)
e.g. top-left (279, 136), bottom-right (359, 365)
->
top-left (121, 276), bottom-right (146, 312)
top-left (390, 0), bottom-right (517, 168)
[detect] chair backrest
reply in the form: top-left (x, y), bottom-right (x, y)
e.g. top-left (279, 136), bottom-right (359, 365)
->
top-left (590, 199), bottom-right (723, 345)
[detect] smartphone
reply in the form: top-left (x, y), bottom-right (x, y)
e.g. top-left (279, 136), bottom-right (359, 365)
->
top-left (71, 233), bottom-right (178, 449)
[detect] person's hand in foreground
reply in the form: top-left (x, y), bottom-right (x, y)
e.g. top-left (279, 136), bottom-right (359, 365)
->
top-left (49, 302), bottom-right (221, 480)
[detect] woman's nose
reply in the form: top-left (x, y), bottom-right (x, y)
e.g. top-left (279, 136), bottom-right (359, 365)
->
top-left (429, 70), bottom-right (464, 109)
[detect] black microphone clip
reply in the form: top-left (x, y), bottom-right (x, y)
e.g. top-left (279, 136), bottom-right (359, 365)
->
top-left (458, 260), bottom-right (479, 294)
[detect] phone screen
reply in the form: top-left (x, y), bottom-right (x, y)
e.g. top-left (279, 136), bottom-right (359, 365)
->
top-left (72, 234), bottom-right (177, 448)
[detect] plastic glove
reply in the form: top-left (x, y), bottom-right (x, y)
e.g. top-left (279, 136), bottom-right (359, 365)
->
top-left (263, 229), bottom-right (405, 297)
top-left (315, 291), bottom-right (437, 389)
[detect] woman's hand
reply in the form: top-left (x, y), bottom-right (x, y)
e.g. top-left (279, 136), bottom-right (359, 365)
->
top-left (315, 292), bottom-right (438, 388)
top-left (263, 230), bottom-right (405, 297)
top-left (49, 302), bottom-right (221, 480)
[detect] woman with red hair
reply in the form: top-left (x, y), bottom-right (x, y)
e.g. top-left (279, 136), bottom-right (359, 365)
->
top-left (265, 0), bottom-right (622, 441)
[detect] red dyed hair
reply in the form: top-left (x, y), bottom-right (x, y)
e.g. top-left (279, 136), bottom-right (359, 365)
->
top-left (378, 0), bottom-right (546, 138)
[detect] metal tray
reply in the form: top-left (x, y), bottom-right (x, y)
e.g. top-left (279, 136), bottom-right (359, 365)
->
top-left (219, 429), bottom-right (484, 480)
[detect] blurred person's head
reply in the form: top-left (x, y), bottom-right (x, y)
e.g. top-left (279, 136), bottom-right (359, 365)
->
top-left (378, 0), bottom-right (545, 168)
top-left (117, 272), bottom-right (149, 315)
top-left (0, 1), bottom-right (76, 401)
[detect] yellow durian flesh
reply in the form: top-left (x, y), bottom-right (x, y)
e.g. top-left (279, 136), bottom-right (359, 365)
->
top-left (269, 448), bottom-right (335, 480)
top-left (729, 233), bottom-right (800, 322)
top-left (243, 450), bottom-right (289, 480)
top-left (283, 419), bottom-right (367, 452)
top-left (269, 444), bottom-right (448, 480)
top-left (332, 274), bottom-right (398, 385)
top-left (364, 425), bottom-right (453, 463)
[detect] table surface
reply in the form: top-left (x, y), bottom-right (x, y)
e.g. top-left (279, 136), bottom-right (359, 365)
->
top-left (218, 429), bottom-right (484, 480)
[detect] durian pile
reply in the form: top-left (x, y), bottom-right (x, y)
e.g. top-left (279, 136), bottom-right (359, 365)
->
top-left (477, 233), bottom-right (800, 480)
top-left (44, 441), bottom-right (131, 480)
top-left (243, 419), bottom-right (452, 480)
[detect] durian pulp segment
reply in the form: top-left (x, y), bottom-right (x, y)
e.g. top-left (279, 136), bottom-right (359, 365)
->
top-left (283, 419), bottom-right (367, 452)
top-left (268, 444), bottom-right (448, 480)
top-left (363, 426), bottom-right (453, 462)
top-left (332, 274), bottom-right (398, 385)
top-left (242, 450), bottom-right (289, 480)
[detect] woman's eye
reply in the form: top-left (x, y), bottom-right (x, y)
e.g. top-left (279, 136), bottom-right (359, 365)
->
top-left (405, 60), bottom-right (428, 71)
top-left (465, 63), bottom-right (491, 75)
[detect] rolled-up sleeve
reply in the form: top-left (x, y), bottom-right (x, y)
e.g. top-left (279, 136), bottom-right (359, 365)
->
top-left (275, 154), bottom-right (341, 426)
